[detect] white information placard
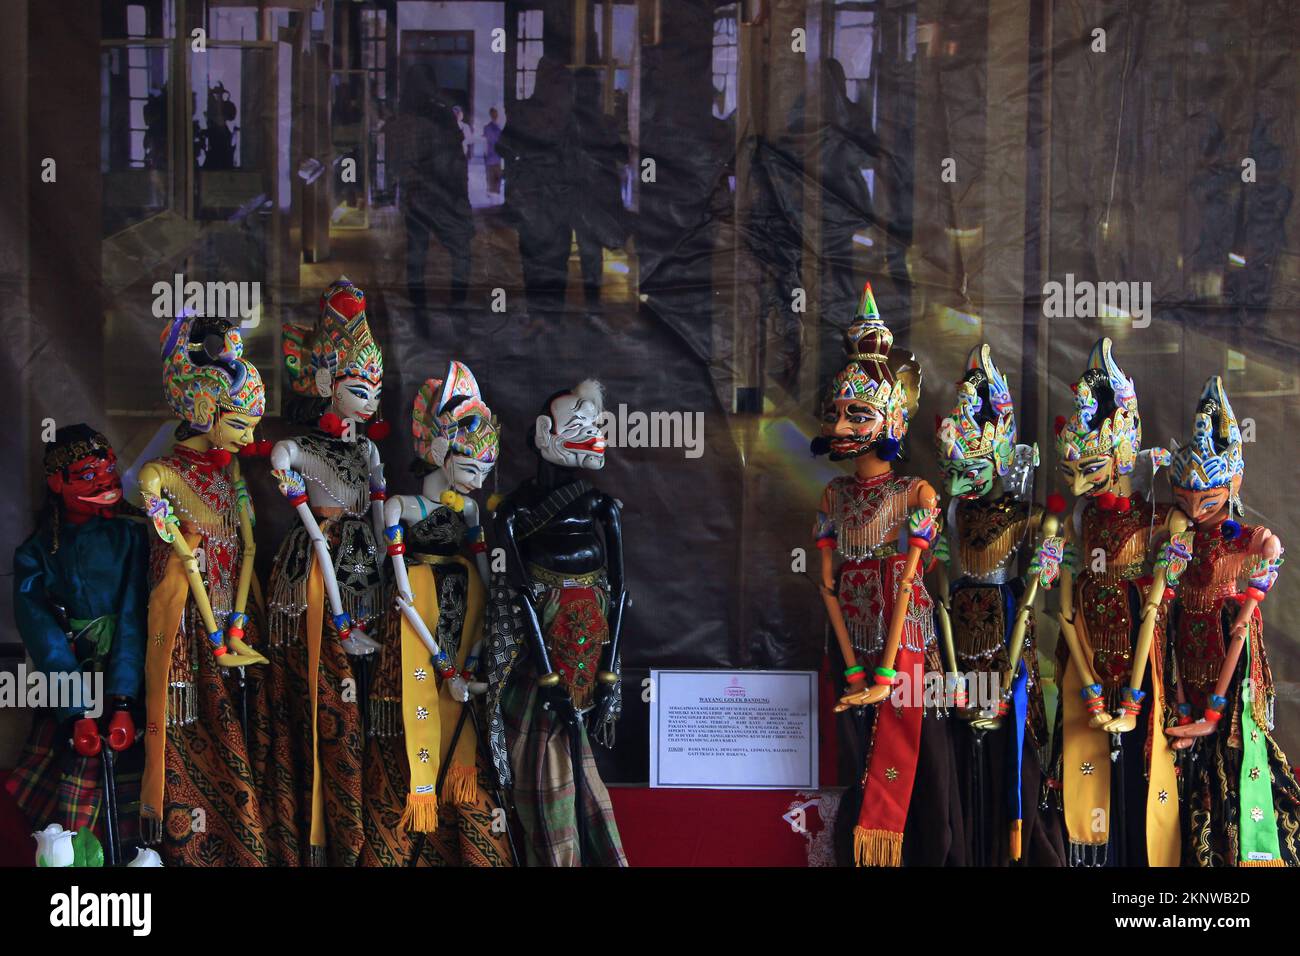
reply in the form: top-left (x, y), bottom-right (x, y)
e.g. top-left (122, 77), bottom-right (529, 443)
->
top-left (649, 669), bottom-right (818, 789)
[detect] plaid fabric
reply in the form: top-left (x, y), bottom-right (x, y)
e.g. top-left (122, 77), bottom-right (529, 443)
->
top-left (6, 713), bottom-right (142, 845)
top-left (501, 673), bottom-right (625, 867)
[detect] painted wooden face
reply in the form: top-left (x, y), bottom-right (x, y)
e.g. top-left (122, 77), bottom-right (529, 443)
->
top-left (209, 410), bottom-right (263, 453)
top-left (48, 449), bottom-right (122, 520)
top-left (536, 391), bottom-right (606, 470)
top-left (822, 397), bottom-right (886, 460)
top-left (942, 457), bottom-right (996, 499)
top-left (1058, 453), bottom-right (1115, 498)
top-left (333, 371), bottom-right (382, 423)
top-left (1173, 479), bottom-right (1237, 528)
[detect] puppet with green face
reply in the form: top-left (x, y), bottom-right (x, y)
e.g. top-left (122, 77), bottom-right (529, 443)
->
top-left (932, 344), bottom-right (1061, 866)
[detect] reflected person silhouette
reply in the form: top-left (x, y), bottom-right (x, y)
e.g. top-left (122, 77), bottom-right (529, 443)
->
top-left (497, 57), bottom-right (576, 322)
top-left (388, 64), bottom-right (473, 325)
top-left (569, 68), bottom-right (629, 318)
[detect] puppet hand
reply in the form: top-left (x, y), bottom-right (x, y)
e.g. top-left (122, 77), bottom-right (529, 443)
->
top-left (225, 636), bottom-right (267, 664)
top-left (446, 675), bottom-right (470, 703)
top-left (834, 683), bottom-right (892, 712)
top-left (1166, 719), bottom-right (1219, 739)
top-left (107, 708), bottom-right (136, 751)
top-left (341, 627), bottom-right (380, 656)
top-left (1102, 713), bottom-right (1138, 734)
top-left (539, 680), bottom-right (579, 726)
top-left (72, 717), bottom-right (102, 757)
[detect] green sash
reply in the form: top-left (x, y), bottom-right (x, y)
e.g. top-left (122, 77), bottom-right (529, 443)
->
top-left (1238, 634), bottom-right (1282, 866)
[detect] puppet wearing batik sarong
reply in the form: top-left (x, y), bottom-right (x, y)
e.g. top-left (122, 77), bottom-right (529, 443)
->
top-left (487, 380), bottom-right (628, 867)
top-left (1042, 337), bottom-right (1179, 867)
top-left (815, 284), bottom-right (963, 867)
top-left (137, 314), bottom-right (271, 865)
top-left (7, 426), bottom-right (148, 860)
top-left (933, 345), bottom-right (1064, 866)
top-left (1159, 377), bottom-right (1299, 865)
top-left (265, 277), bottom-right (389, 866)
top-left (361, 361), bottom-right (513, 866)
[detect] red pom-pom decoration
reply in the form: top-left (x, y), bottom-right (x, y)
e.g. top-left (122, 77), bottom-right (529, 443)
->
top-left (1046, 492), bottom-right (1067, 515)
top-left (1097, 491), bottom-right (1118, 510)
top-left (239, 442), bottom-right (259, 458)
top-left (368, 419), bottom-right (391, 441)
top-left (319, 412), bottom-right (345, 437)
top-left (1114, 496), bottom-right (1131, 513)
top-left (257, 439), bottom-right (275, 456)
top-left (205, 448), bottom-right (232, 468)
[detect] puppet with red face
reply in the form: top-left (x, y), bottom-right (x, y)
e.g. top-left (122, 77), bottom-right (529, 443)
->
top-left (6, 425), bottom-right (149, 844)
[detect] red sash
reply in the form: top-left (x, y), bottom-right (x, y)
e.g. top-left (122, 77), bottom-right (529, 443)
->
top-left (854, 641), bottom-right (923, 866)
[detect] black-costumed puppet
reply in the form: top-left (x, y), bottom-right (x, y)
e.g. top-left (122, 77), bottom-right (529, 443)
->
top-left (267, 277), bottom-right (389, 866)
top-left (361, 361), bottom-right (514, 867)
top-left (933, 344), bottom-right (1065, 866)
top-left (7, 425), bottom-right (148, 865)
top-left (813, 283), bottom-right (960, 867)
top-left (486, 380), bottom-right (628, 866)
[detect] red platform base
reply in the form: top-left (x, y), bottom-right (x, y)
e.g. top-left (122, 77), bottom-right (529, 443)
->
top-left (0, 770), bottom-right (815, 867)
top-left (609, 787), bottom-right (812, 867)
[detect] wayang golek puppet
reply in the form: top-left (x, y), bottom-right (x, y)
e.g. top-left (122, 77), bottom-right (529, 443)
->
top-left (7, 425), bottom-right (148, 867)
top-left (136, 313), bottom-right (271, 865)
top-left (933, 344), bottom-right (1065, 866)
top-left (486, 379), bottom-right (628, 867)
top-left (266, 277), bottom-right (390, 866)
top-left (1043, 337), bottom-right (1179, 867)
top-left (812, 283), bottom-right (958, 867)
top-left (1158, 377), bottom-right (1298, 866)
top-left (362, 361), bottom-right (516, 866)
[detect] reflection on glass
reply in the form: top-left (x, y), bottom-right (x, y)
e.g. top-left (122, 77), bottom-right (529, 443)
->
top-left (101, 45), bottom-right (170, 236)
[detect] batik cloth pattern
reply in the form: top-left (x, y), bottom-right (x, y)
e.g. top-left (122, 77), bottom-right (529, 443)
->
top-left (143, 532), bottom-right (268, 866)
top-left (262, 517), bottom-right (370, 866)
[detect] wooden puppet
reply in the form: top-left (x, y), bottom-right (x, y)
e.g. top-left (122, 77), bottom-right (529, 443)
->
top-left (814, 283), bottom-right (962, 867)
top-left (265, 277), bottom-right (389, 866)
top-left (486, 379), bottom-right (628, 867)
top-left (7, 425), bottom-right (148, 864)
top-left (1160, 377), bottom-right (1299, 865)
top-left (360, 360), bottom-right (514, 866)
top-left (933, 344), bottom-right (1065, 866)
top-left (136, 314), bottom-right (270, 865)
top-left (1044, 337), bottom-right (1179, 867)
